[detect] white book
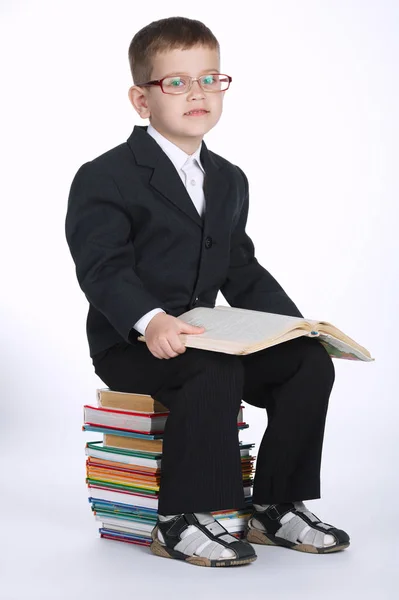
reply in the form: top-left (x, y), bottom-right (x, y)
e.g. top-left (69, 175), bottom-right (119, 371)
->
top-left (85, 446), bottom-right (162, 469)
top-left (98, 516), bottom-right (153, 534)
top-left (86, 446), bottom-right (250, 466)
top-left (88, 486), bottom-right (158, 510)
top-left (85, 405), bottom-right (245, 432)
top-left (88, 483), bottom-right (252, 511)
top-left (84, 405), bottom-right (168, 433)
top-left (98, 515), bottom-right (248, 535)
top-left (139, 305), bottom-right (373, 361)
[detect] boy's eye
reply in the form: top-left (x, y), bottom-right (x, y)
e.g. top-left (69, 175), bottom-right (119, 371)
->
top-left (202, 75), bottom-right (215, 85)
top-left (169, 77), bottom-right (184, 86)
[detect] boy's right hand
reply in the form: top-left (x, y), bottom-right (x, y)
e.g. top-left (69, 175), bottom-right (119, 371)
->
top-left (144, 312), bottom-right (205, 359)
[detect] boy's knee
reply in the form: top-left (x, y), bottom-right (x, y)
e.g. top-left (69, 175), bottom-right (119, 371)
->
top-left (201, 349), bottom-right (243, 380)
top-left (305, 339), bottom-right (335, 385)
top-left (186, 348), bottom-right (244, 391)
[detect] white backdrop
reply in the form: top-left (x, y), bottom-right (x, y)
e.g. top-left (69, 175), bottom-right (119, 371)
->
top-left (1, 1), bottom-right (398, 598)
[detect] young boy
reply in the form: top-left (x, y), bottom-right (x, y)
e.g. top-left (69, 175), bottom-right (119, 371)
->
top-left (65, 16), bottom-right (350, 568)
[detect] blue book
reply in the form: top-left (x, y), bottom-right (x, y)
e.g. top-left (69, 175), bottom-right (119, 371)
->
top-left (83, 424), bottom-right (247, 438)
top-left (89, 498), bottom-right (157, 517)
top-left (82, 424), bottom-right (163, 439)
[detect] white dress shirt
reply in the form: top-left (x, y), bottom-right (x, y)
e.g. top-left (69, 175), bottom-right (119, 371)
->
top-left (132, 122), bottom-right (206, 335)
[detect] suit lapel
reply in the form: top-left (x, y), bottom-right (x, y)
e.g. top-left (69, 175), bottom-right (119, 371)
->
top-left (127, 125), bottom-right (228, 230)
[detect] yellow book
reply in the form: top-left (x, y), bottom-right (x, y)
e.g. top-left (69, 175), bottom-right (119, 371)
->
top-left (97, 389), bottom-right (167, 413)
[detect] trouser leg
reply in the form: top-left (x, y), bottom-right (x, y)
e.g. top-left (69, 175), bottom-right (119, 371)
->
top-left (92, 342), bottom-right (247, 515)
top-left (240, 337), bottom-right (335, 503)
top-left (154, 350), bottom-right (247, 514)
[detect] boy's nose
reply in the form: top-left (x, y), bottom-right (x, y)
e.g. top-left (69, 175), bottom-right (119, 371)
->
top-left (188, 79), bottom-right (205, 97)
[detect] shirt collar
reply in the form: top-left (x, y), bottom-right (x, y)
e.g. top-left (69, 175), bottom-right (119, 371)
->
top-left (146, 122), bottom-right (205, 173)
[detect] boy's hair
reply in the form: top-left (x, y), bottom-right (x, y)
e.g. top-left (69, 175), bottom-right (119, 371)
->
top-left (128, 16), bottom-right (220, 85)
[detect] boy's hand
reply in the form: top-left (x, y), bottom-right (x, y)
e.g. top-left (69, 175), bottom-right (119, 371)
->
top-left (144, 313), bottom-right (205, 359)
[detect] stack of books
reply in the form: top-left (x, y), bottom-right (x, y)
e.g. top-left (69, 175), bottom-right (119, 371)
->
top-left (83, 388), bottom-right (257, 547)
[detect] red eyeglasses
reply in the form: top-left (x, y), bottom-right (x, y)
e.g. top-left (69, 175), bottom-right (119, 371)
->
top-left (135, 73), bottom-right (232, 95)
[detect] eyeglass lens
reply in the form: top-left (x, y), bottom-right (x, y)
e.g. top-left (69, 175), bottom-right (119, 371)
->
top-left (162, 74), bottom-right (230, 94)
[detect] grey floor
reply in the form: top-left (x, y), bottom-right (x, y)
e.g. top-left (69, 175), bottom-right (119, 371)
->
top-left (2, 428), bottom-right (397, 600)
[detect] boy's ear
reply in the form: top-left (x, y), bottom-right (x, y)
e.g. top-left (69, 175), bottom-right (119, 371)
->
top-left (128, 86), bottom-right (151, 119)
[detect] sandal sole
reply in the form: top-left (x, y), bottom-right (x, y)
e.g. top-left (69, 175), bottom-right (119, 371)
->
top-left (246, 527), bottom-right (350, 554)
top-left (150, 527), bottom-right (257, 567)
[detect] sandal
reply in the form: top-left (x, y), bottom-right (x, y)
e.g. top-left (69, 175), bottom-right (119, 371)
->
top-left (150, 512), bottom-right (257, 567)
top-left (246, 501), bottom-right (350, 554)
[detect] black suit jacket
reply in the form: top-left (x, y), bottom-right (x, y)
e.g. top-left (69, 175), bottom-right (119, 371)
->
top-left (65, 125), bottom-right (303, 357)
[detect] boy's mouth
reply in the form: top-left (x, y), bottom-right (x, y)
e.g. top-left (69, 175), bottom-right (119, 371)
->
top-left (184, 109), bottom-right (210, 116)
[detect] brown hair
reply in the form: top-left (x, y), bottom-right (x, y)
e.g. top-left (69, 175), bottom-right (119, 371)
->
top-left (128, 16), bottom-right (220, 85)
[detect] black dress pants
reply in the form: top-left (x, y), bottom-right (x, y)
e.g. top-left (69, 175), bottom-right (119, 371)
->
top-left (92, 336), bottom-right (335, 515)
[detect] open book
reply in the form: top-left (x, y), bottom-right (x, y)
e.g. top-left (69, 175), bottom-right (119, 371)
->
top-left (138, 305), bottom-right (373, 361)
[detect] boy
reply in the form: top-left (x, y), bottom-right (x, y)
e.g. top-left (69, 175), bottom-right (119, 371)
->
top-left (65, 16), bottom-right (350, 568)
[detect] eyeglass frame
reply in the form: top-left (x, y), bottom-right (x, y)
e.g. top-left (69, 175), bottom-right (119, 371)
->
top-left (135, 73), bottom-right (233, 94)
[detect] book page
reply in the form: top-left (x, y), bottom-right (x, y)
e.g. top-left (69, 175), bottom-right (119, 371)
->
top-left (177, 305), bottom-right (310, 348)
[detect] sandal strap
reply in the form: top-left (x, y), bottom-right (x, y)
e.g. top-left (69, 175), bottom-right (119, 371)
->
top-left (252, 504), bottom-right (349, 546)
top-left (289, 512), bottom-right (349, 545)
top-left (160, 513), bottom-right (253, 559)
top-left (264, 502), bottom-right (296, 521)
top-left (166, 513), bottom-right (230, 539)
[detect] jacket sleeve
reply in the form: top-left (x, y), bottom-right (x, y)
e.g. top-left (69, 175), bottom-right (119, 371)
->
top-left (65, 162), bottom-right (164, 341)
top-left (220, 166), bottom-right (303, 318)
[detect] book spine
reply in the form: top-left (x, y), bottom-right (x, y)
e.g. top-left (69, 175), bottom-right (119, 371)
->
top-left (85, 405), bottom-right (169, 418)
top-left (83, 425), bottom-right (163, 439)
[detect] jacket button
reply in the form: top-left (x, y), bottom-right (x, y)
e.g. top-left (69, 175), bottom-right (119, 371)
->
top-left (205, 236), bottom-right (213, 249)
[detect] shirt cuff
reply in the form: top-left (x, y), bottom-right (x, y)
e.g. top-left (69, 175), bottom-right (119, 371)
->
top-left (133, 308), bottom-right (165, 336)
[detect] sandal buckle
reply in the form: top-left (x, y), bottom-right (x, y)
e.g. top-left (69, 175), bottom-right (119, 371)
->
top-left (265, 505), bottom-right (282, 520)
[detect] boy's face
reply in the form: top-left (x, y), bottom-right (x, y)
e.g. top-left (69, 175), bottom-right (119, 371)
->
top-left (129, 45), bottom-right (225, 153)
